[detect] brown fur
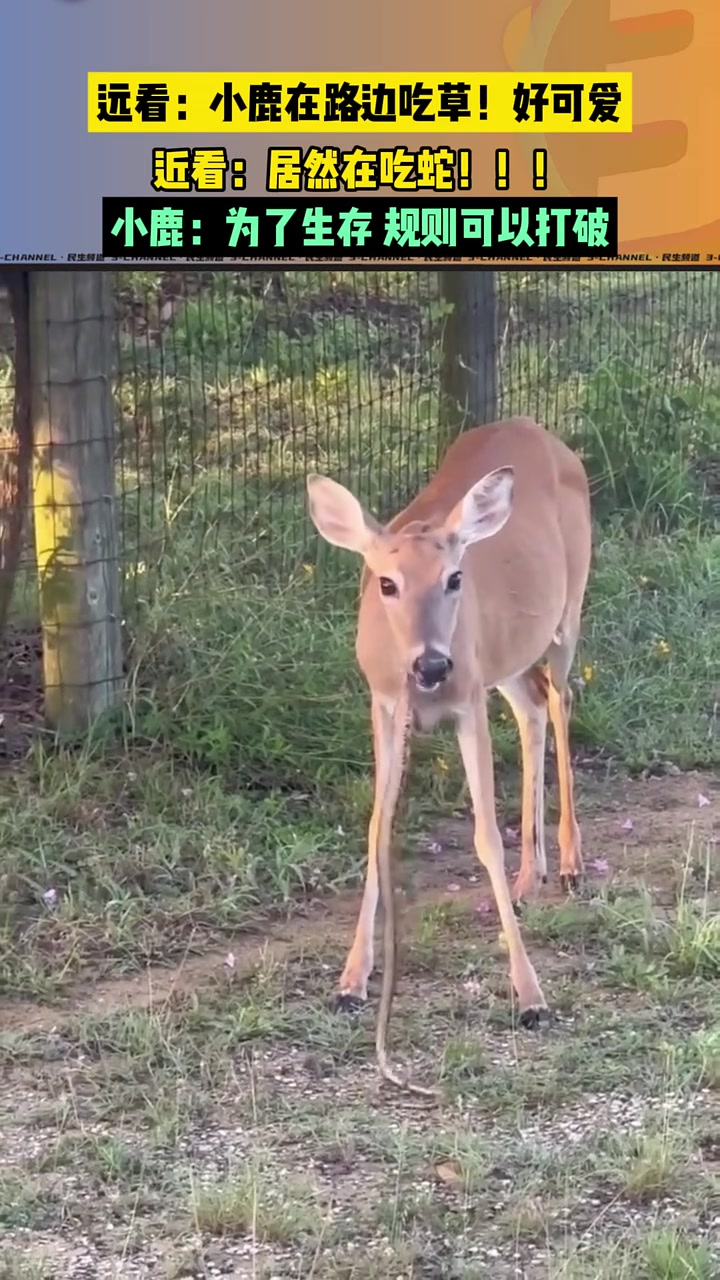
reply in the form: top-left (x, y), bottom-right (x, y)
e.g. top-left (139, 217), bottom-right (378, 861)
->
top-left (357, 417), bottom-right (590, 704)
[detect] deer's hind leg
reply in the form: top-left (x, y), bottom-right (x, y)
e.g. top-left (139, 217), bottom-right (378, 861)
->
top-left (546, 624), bottom-right (584, 892)
top-left (496, 667), bottom-right (549, 903)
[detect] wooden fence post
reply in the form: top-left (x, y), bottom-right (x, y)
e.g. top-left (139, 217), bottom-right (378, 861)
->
top-left (439, 271), bottom-right (498, 451)
top-left (29, 271), bottom-right (123, 732)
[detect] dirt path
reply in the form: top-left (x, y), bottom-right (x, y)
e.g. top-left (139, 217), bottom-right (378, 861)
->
top-left (1, 770), bottom-right (716, 1038)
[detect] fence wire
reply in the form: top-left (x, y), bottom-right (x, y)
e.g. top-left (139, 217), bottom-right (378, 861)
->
top-left (113, 268), bottom-right (720, 603)
top-left (113, 271), bottom-right (445, 595)
top-left (1, 268), bottom-right (719, 644)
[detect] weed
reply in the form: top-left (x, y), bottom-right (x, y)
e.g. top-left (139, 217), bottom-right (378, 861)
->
top-left (641, 1229), bottom-right (717, 1280)
top-left (604, 1125), bottom-right (694, 1203)
top-left (190, 1162), bottom-right (325, 1245)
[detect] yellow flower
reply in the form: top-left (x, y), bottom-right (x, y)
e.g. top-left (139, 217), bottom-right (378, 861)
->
top-left (655, 639), bottom-right (671, 657)
top-left (582, 664), bottom-right (595, 683)
top-left (302, 563), bottom-right (315, 579)
top-left (434, 756), bottom-right (449, 773)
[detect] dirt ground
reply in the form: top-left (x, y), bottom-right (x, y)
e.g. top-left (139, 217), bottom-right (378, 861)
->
top-left (1, 770), bottom-right (719, 1279)
top-left (2, 769), bottom-right (715, 1035)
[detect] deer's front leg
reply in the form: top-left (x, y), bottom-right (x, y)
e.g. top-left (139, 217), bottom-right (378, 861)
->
top-left (456, 697), bottom-right (549, 1023)
top-left (336, 695), bottom-right (398, 1010)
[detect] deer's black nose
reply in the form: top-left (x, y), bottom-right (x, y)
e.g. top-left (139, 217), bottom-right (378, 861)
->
top-left (412, 650), bottom-right (453, 688)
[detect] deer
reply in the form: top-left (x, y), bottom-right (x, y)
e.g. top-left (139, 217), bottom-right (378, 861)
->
top-left (306, 417), bottom-right (592, 1095)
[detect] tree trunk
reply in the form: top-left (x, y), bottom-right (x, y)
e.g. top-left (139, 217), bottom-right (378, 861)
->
top-left (0, 272), bottom-right (33, 646)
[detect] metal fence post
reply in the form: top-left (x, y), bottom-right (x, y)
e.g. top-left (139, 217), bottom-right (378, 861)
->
top-left (439, 271), bottom-right (498, 452)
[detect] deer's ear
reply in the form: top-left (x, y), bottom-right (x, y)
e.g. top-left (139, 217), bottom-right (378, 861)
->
top-left (307, 475), bottom-right (382, 554)
top-left (443, 467), bottom-right (514, 547)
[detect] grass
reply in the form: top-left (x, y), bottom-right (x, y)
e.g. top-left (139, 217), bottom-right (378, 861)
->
top-left (0, 270), bottom-right (717, 990)
top-left (1, 881), bottom-right (719, 1274)
top-left (190, 1161), bottom-right (327, 1244)
top-left (0, 517), bottom-right (715, 994)
top-left (554, 1231), bottom-right (718, 1279)
top-left (0, 268), bottom-right (718, 1275)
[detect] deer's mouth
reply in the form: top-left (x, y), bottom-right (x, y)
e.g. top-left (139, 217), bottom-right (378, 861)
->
top-left (411, 650), bottom-right (453, 693)
top-left (414, 673), bottom-right (442, 693)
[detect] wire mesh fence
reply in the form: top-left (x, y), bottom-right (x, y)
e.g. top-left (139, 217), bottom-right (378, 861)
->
top-left (113, 270), bottom-right (447, 596)
top-left (113, 268), bottom-right (720, 604)
top-left (1, 268), bottom-right (719, 678)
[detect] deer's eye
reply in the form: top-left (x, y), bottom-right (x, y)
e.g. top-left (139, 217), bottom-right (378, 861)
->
top-left (446, 571), bottom-right (462, 592)
top-left (379, 577), bottom-right (399, 598)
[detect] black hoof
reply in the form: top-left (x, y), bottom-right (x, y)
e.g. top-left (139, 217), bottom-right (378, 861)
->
top-left (541, 874), bottom-right (548, 885)
top-left (559, 873), bottom-right (581, 894)
top-left (512, 898), bottom-right (524, 918)
top-left (519, 1006), bottom-right (552, 1031)
top-left (333, 992), bottom-right (365, 1015)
